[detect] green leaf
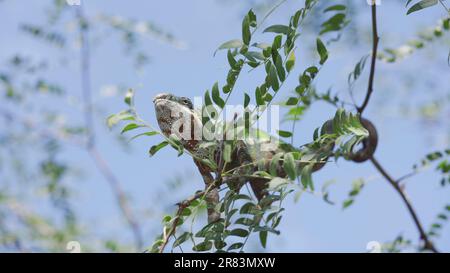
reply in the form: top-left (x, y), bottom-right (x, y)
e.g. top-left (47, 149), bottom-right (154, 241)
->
top-left (245, 51), bottom-right (265, 61)
top-left (255, 87), bottom-right (264, 106)
top-left (270, 153), bottom-right (283, 177)
top-left (316, 38), bottom-right (328, 65)
top-left (227, 243), bottom-right (244, 251)
top-left (121, 123), bottom-right (143, 134)
top-left (162, 215), bottom-right (172, 223)
top-left (268, 177), bottom-right (288, 190)
top-left (247, 9), bottom-right (257, 27)
top-left (232, 194), bottom-right (253, 201)
top-left (343, 199), bottom-right (354, 209)
top-left (268, 64), bottom-right (280, 91)
top-left (407, 0), bottom-right (438, 15)
top-left (106, 110), bottom-right (135, 129)
top-left (320, 13), bottom-right (348, 35)
top-left (272, 35), bottom-right (282, 49)
top-left (180, 207), bottom-right (192, 216)
top-left (168, 135), bottom-right (184, 156)
top-left (124, 88), bottom-right (134, 106)
top-left (239, 202), bottom-right (256, 214)
top-left (193, 241), bottom-right (213, 252)
top-left (211, 82), bottom-right (225, 108)
top-left (216, 39), bottom-right (244, 52)
top-left (263, 24), bottom-right (291, 34)
top-left (173, 232), bottom-right (192, 248)
top-left (259, 230), bottom-right (268, 248)
top-left (292, 9), bottom-right (302, 27)
top-left (149, 141), bottom-right (169, 156)
top-left (229, 228), bottom-right (249, 237)
top-left (300, 165), bottom-right (313, 190)
top-left (129, 131), bottom-right (159, 141)
top-left (235, 217), bottom-right (254, 226)
top-left (283, 153), bottom-right (296, 180)
top-left (286, 97), bottom-right (298, 105)
top-left (242, 16), bottom-right (251, 45)
top-left (244, 93), bottom-right (250, 108)
top-left (204, 89), bottom-right (213, 107)
top-left (252, 42), bottom-right (271, 50)
top-left (286, 51), bottom-right (296, 72)
top-left (273, 52), bottom-right (286, 82)
top-left (277, 130), bottom-right (292, 138)
top-left (324, 5), bottom-right (346, 12)
top-left (227, 50), bottom-right (237, 68)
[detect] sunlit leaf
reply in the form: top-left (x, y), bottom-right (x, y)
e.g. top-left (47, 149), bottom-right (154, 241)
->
top-left (263, 24), bottom-right (291, 34)
top-left (286, 51), bottom-right (296, 72)
top-left (124, 88), bottom-right (134, 106)
top-left (121, 123), bottom-right (143, 134)
top-left (149, 141), bottom-right (169, 156)
top-left (316, 38), bottom-right (328, 65)
top-left (283, 153), bottom-right (296, 180)
top-left (211, 82), bottom-right (225, 108)
top-left (407, 0), bottom-right (438, 15)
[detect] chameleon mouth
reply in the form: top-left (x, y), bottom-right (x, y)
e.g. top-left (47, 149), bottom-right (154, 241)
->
top-left (153, 93), bottom-right (171, 104)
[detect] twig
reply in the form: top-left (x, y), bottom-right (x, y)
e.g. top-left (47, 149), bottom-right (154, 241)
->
top-left (370, 157), bottom-right (438, 252)
top-left (357, 2), bottom-right (379, 114)
top-left (438, 0), bottom-right (450, 14)
top-left (88, 147), bottom-right (143, 250)
top-left (75, 6), bottom-right (143, 250)
top-left (252, 0), bottom-right (288, 35)
top-left (358, 3), bottom-right (438, 253)
top-left (158, 190), bottom-right (207, 253)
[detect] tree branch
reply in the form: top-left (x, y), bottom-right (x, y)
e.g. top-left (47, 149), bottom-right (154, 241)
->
top-left (370, 156), bottom-right (438, 252)
top-left (357, 1), bottom-right (379, 114)
top-left (357, 3), bottom-right (438, 253)
top-left (158, 190), bottom-right (207, 253)
top-left (76, 6), bottom-right (143, 250)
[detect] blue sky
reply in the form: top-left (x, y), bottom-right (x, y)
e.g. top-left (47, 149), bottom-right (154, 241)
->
top-left (1, 0), bottom-right (449, 252)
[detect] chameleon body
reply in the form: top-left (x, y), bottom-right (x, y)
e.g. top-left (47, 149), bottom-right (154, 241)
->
top-left (153, 93), bottom-right (331, 222)
top-left (153, 93), bottom-right (377, 222)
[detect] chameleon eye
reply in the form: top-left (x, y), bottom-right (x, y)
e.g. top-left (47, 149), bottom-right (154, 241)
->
top-left (180, 97), bottom-right (193, 109)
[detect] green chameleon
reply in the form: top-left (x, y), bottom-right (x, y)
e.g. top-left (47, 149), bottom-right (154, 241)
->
top-left (153, 93), bottom-right (376, 222)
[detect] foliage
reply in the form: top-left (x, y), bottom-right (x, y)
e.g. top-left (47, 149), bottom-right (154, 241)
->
top-left (1, 0), bottom-right (450, 253)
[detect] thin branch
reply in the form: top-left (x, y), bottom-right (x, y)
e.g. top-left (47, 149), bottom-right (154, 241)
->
top-left (88, 148), bottom-right (143, 250)
top-left (76, 6), bottom-right (143, 250)
top-left (396, 170), bottom-right (419, 184)
top-left (370, 157), bottom-right (438, 253)
top-left (252, 0), bottom-right (288, 35)
top-left (357, 3), bottom-right (438, 253)
top-left (158, 190), bottom-right (208, 253)
top-left (438, 0), bottom-right (450, 13)
top-left (357, 2), bottom-right (379, 114)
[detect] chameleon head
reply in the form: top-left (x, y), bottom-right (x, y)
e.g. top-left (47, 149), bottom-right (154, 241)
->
top-left (153, 93), bottom-right (203, 145)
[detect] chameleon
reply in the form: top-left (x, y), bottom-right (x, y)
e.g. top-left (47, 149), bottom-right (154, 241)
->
top-left (153, 93), bottom-right (377, 222)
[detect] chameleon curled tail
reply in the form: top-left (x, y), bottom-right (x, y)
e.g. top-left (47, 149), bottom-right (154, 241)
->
top-left (208, 117), bottom-right (378, 223)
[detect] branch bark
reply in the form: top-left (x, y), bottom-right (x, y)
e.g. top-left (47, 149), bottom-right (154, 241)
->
top-left (158, 190), bottom-right (207, 253)
top-left (357, 2), bottom-right (379, 114)
top-left (76, 6), bottom-right (143, 250)
top-left (358, 3), bottom-right (438, 252)
top-left (370, 157), bottom-right (438, 252)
